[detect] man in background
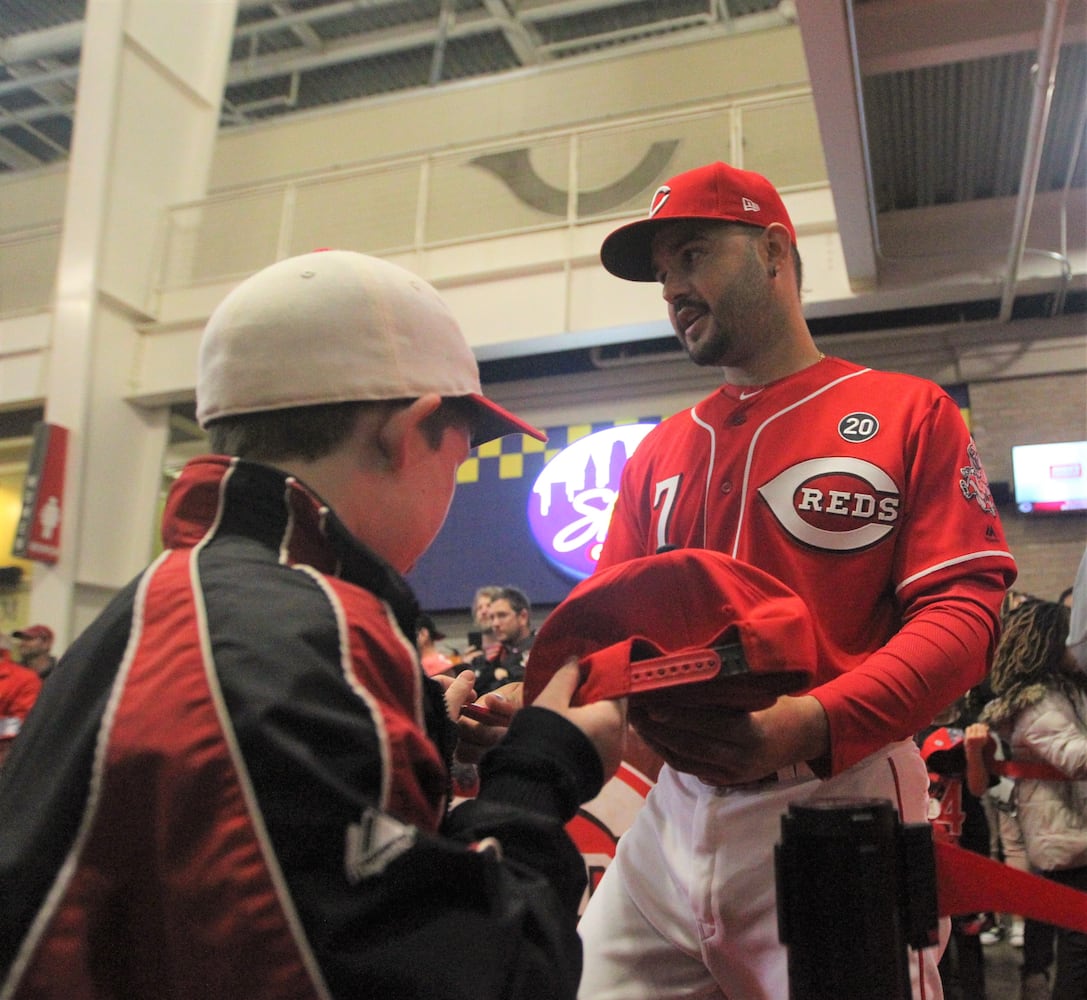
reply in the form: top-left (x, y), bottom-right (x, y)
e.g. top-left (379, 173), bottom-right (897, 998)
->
top-left (13, 625), bottom-right (56, 680)
top-left (0, 634), bottom-right (39, 769)
top-left (475, 586), bottom-right (536, 694)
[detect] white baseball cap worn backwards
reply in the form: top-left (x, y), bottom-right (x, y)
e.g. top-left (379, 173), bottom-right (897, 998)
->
top-left (196, 250), bottom-right (545, 448)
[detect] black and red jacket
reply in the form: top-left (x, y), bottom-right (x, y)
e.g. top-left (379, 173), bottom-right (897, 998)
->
top-left (0, 456), bottom-right (601, 1000)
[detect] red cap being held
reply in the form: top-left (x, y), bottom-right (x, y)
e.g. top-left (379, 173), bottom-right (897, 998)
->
top-left (600, 161), bottom-right (797, 282)
top-left (523, 548), bottom-right (815, 712)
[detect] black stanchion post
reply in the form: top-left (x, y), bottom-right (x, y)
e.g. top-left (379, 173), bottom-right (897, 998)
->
top-left (776, 798), bottom-right (939, 1000)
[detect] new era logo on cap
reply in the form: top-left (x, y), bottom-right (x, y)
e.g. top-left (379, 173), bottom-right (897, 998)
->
top-left (742, 196), bottom-right (760, 213)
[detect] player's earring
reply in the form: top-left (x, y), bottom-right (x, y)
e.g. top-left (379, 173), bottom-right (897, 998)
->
top-left (769, 265), bottom-right (778, 278)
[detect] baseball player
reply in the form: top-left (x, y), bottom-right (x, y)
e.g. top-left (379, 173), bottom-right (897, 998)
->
top-left (576, 162), bottom-right (1018, 999)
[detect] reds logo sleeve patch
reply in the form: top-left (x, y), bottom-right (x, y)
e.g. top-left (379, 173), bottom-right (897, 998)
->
top-left (959, 441), bottom-right (998, 515)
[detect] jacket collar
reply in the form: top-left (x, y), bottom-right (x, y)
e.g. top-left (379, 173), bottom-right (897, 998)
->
top-left (162, 455), bottom-right (421, 638)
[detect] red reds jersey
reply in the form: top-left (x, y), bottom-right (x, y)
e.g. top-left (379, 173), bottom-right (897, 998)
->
top-left (598, 356), bottom-right (1017, 773)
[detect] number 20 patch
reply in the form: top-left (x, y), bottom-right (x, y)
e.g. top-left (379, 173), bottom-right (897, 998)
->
top-left (838, 412), bottom-right (879, 443)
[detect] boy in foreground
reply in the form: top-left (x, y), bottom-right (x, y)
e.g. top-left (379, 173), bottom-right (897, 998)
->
top-left (0, 250), bottom-right (625, 1000)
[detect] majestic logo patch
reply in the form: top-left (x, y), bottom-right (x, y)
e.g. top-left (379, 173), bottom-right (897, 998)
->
top-left (759, 458), bottom-right (901, 550)
top-left (837, 412), bottom-right (880, 443)
top-left (959, 441), bottom-right (997, 515)
top-left (649, 185), bottom-right (671, 217)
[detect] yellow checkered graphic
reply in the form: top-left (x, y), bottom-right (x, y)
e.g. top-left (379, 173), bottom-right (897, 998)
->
top-left (455, 420), bottom-right (661, 484)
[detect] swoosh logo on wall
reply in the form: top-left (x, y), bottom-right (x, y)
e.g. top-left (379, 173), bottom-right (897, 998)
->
top-left (470, 140), bottom-right (679, 216)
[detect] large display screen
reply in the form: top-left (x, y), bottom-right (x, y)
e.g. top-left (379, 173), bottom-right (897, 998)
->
top-left (1011, 440), bottom-right (1087, 515)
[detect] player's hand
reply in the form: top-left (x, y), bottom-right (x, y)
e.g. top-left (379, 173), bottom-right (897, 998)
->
top-left (531, 659), bottom-right (628, 780)
top-left (632, 694), bottom-right (828, 786)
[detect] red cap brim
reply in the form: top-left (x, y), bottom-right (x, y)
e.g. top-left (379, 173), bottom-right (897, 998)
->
top-left (466, 394), bottom-right (547, 448)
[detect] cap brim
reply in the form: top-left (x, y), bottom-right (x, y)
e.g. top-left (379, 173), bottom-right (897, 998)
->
top-left (601, 214), bottom-right (769, 282)
top-left (600, 217), bottom-right (672, 282)
top-left (466, 394), bottom-right (547, 448)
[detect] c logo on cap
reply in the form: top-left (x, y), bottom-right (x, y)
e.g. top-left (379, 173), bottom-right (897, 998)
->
top-left (649, 185), bottom-right (671, 218)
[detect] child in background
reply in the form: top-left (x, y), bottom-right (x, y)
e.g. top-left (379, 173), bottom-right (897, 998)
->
top-left (976, 580), bottom-right (1087, 1000)
top-left (918, 697), bottom-right (992, 1000)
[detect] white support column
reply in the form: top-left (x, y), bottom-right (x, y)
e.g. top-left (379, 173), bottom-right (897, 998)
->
top-left (31, 0), bottom-right (237, 643)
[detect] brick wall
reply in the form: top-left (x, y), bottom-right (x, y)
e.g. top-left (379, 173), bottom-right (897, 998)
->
top-left (969, 371), bottom-right (1087, 600)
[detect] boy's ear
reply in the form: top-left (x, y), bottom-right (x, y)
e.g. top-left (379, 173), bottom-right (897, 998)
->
top-left (377, 394), bottom-right (443, 469)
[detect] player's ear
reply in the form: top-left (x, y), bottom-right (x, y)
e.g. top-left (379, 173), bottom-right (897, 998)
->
top-left (763, 223), bottom-right (792, 277)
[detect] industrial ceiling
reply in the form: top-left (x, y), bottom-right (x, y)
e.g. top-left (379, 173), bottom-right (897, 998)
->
top-left (0, 0), bottom-right (1085, 318)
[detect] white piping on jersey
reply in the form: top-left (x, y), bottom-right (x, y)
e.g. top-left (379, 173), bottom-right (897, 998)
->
top-left (689, 405), bottom-right (717, 550)
top-left (694, 367), bottom-right (874, 558)
top-left (896, 549), bottom-right (1017, 594)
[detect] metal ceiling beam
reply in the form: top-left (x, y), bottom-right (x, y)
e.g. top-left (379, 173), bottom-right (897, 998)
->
top-left (538, 13), bottom-right (715, 56)
top-left (429, 0), bottom-right (455, 85)
top-left (0, 21), bottom-right (82, 63)
top-left (479, 0), bottom-right (544, 66)
top-left (999, 0), bottom-right (1068, 322)
top-left (795, 0), bottom-right (879, 289)
top-left (232, 0), bottom-right (410, 41)
top-left (852, 0), bottom-right (1086, 76)
top-left (226, 1), bottom-right (767, 85)
top-left (227, 8), bottom-right (499, 84)
top-left (0, 62), bottom-right (78, 98)
top-left (0, 130), bottom-right (45, 171)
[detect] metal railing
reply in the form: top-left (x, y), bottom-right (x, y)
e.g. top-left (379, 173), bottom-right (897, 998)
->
top-left (0, 88), bottom-right (824, 317)
top-left (155, 90), bottom-right (823, 293)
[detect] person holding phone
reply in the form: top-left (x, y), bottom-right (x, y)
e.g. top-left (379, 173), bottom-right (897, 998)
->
top-left (462, 584), bottom-right (502, 662)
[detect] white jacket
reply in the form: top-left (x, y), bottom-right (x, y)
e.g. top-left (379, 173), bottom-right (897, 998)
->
top-left (1009, 686), bottom-right (1087, 872)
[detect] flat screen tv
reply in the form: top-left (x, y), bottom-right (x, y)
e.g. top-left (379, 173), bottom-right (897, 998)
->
top-left (1011, 440), bottom-right (1087, 514)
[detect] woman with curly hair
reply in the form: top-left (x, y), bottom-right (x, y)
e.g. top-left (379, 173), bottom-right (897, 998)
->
top-left (978, 570), bottom-right (1087, 1000)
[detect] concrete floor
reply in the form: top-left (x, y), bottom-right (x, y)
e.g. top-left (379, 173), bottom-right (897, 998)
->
top-left (984, 934), bottom-right (1027, 1000)
top-left (941, 928), bottom-right (1036, 1000)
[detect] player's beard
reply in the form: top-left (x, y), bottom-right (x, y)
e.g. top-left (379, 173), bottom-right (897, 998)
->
top-left (674, 240), bottom-right (770, 368)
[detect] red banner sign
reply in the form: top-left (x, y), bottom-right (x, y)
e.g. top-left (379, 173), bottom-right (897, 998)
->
top-left (12, 422), bottom-right (68, 565)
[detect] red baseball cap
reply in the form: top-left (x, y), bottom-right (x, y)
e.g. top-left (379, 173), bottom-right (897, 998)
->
top-left (600, 161), bottom-right (797, 282)
top-left (523, 549), bottom-right (815, 711)
top-left (920, 727), bottom-right (965, 775)
top-left (13, 624), bottom-right (53, 642)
